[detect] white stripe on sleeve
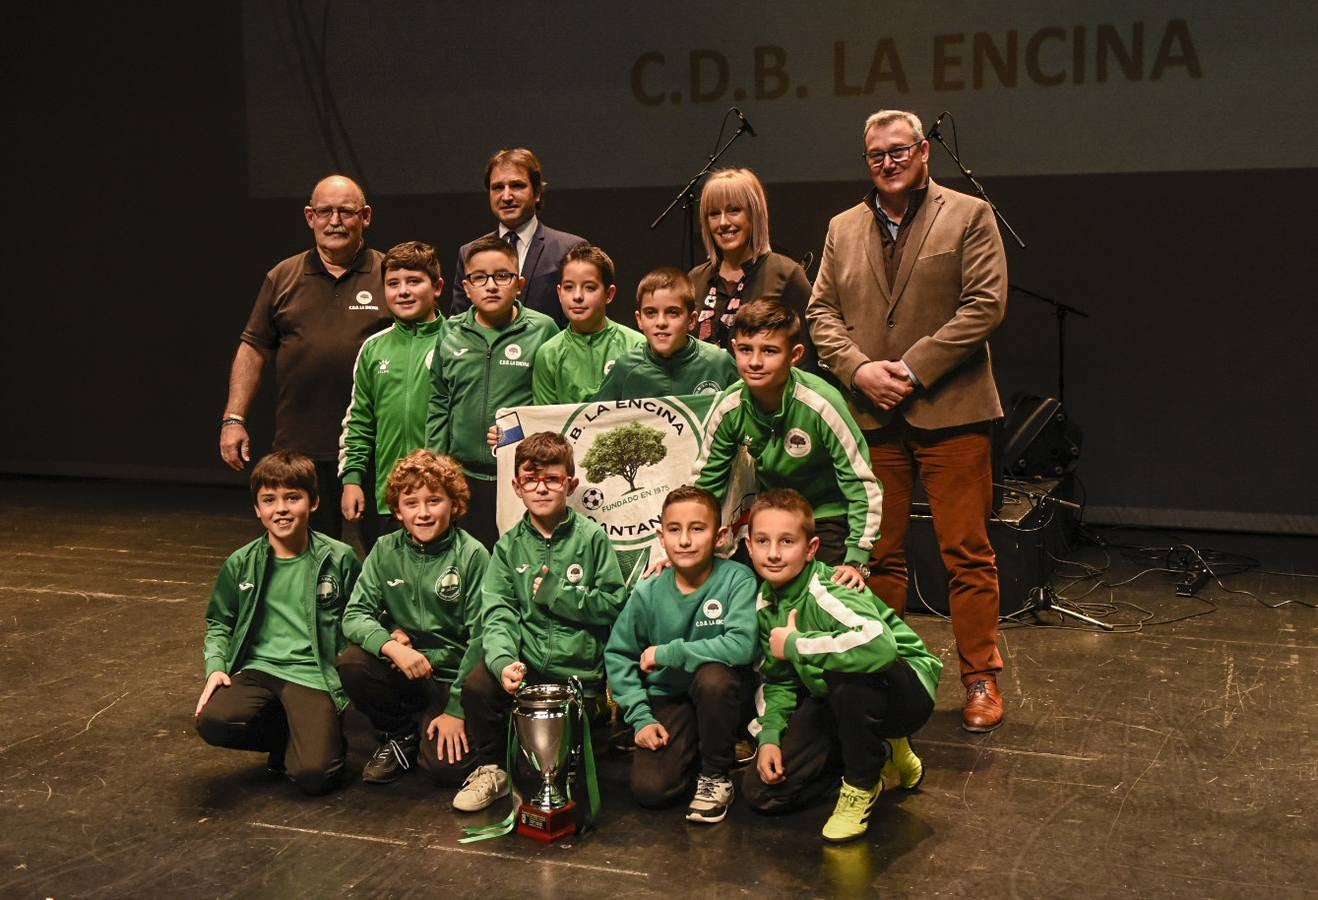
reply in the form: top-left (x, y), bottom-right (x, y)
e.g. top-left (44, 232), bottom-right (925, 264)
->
top-left (791, 573), bottom-right (886, 657)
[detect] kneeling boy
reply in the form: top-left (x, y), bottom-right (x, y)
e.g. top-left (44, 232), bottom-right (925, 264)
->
top-left (604, 486), bottom-right (758, 823)
top-left (337, 450), bottom-right (489, 787)
top-left (744, 488), bottom-right (941, 843)
top-left (457, 432), bottom-right (626, 812)
top-left (195, 450), bottom-right (361, 795)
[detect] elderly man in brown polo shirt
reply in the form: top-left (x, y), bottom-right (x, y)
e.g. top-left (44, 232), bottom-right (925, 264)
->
top-left (219, 174), bottom-right (390, 539)
top-left (807, 110), bottom-right (1009, 732)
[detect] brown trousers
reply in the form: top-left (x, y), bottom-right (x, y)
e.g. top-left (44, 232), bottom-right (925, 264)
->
top-left (865, 420), bottom-right (1003, 684)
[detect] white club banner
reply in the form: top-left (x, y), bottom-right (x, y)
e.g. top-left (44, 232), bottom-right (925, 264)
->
top-left (494, 395), bottom-right (756, 586)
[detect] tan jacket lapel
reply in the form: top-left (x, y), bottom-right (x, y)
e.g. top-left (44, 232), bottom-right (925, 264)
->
top-left (891, 185), bottom-right (944, 304)
top-left (860, 211), bottom-right (893, 307)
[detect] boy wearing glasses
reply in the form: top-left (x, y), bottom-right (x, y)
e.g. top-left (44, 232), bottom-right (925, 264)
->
top-left (427, 235), bottom-right (559, 548)
top-left (454, 432), bottom-right (625, 812)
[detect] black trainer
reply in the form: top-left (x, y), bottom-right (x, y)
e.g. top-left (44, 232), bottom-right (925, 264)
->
top-left (266, 747), bottom-right (287, 777)
top-left (362, 731), bottom-right (419, 784)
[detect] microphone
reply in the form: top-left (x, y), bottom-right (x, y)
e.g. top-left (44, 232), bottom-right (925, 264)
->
top-left (926, 111), bottom-right (948, 141)
top-left (733, 107), bottom-right (757, 137)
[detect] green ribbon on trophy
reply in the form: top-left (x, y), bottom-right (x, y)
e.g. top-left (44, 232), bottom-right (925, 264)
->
top-left (459, 678), bottom-right (599, 844)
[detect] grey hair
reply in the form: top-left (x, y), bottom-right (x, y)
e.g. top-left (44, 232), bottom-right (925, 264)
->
top-left (863, 110), bottom-right (925, 142)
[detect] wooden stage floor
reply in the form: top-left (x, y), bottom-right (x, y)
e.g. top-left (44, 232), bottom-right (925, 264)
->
top-left (1, 476), bottom-right (1314, 899)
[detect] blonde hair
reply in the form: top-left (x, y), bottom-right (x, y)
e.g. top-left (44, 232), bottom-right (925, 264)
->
top-left (698, 168), bottom-right (772, 264)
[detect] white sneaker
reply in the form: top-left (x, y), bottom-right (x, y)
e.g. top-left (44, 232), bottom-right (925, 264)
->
top-left (452, 764), bottom-right (510, 812)
top-left (685, 773), bottom-right (734, 823)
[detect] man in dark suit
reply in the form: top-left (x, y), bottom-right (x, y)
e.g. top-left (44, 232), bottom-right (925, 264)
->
top-left (450, 147), bottom-right (585, 328)
top-left (807, 110), bottom-right (1010, 733)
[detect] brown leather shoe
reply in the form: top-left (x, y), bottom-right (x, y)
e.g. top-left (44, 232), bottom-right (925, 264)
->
top-left (962, 678), bottom-right (1004, 732)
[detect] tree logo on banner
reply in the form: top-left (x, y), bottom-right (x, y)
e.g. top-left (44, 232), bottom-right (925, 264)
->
top-left (556, 397), bottom-right (709, 555)
top-left (581, 423), bottom-right (667, 494)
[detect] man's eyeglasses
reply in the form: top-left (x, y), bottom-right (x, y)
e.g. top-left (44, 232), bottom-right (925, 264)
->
top-left (517, 473), bottom-right (568, 491)
top-left (467, 271), bottom-right (518, 287)
top-left (308, 206), bottom-right (365, 221)
top-left (863, 141), bottom-right (922, 166)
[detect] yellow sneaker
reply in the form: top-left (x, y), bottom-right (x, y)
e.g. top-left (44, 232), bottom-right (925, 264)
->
top-left (821, 780), bottom-right (882, 843)
top-left (879, 737), bottom-right (924, 791)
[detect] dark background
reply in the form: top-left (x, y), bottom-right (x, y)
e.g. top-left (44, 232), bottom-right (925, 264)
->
top-left (7, 5), bottom-right (1315, 533)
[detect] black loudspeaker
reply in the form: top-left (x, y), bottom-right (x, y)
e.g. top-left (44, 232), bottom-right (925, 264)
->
top-left (1000, 394), bottom-right (1082, 478)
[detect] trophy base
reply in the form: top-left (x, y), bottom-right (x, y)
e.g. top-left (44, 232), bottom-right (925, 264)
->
top-left (516, 801), bottom-right (578, 842)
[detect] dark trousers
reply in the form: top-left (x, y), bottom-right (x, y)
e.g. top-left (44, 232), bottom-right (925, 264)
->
top-left (311, 459), bottom-right (346, 540)
top-left (195, 668), bottom-right (344, 795)
top-left (463, 476), bottom-right (500, 549)
top-left (630, 663), bottom-right (751, 809)
top-left (814, 515), bottom-right (850, 567)
top-left (335, 645), bottom-right (476, 786)
top-left (743, 658), bottom-right (933, 813)
top-left (359, 514), bottom-right (401, 554)
top-left (865, 420), bottom-right (1003, 684)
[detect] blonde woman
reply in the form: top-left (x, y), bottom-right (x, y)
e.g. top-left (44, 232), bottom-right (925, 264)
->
top-left (688, 168), bottom-right (815, 367)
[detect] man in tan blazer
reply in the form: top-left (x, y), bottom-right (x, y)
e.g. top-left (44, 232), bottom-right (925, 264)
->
top-left (807, 109), bottom-right (1009, 732)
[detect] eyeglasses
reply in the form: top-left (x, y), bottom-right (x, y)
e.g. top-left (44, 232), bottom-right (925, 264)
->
top-left (308, 206), bottom-right (365, 221)
top-left (863, 141), bottom-right (922, 166)
top-left (517, 474), bottom-right (567, 491)
top-left (467, 271), bottom-right (518, 287)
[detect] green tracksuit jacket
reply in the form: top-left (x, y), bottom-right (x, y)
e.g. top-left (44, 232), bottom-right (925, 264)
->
top-left (752, 559), bottom-right (942, 747)
top-left (480, 509), bottom-right (626, 690)
top-left (340, 527), bottom-right (489, 717)
top-left (203, 532), bottom-right (361, 710)
top-left (426, 304), bottom-right (559, 479)
top-left (604, 558), bottom-right (759, 732)
top-left (339, 317), bottom-right (445, 512)
top-left (592, 336), bottom-right (738, 401)
top-left (693, 368), bottom-right (883, 566)
top-left (532, 319), bottom-right (646, 405)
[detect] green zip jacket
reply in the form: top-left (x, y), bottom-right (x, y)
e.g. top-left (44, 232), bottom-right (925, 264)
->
top-left (751, 559), bottom-right (942, 747)
top-left (693, 368), bottom-right (883, 566)
top-left (426, 304), bottom-right (559, 480)
top-left (339, 317), bottom-right (445, 512)
top-left (592, 336), bottom-right (738, 401)
top-left (341, 526), bottom-right (489, 717)
top-left (203, 532), bottom-right (361, 711)
top-left (481, 509), bottom-right (626, 690)
top-left (532, 319), bottom-right (646, 405)
top-left (604, 558), bottom-right (759, 732)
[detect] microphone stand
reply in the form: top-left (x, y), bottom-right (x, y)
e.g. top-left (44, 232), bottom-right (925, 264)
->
top-left (1007, 485), bottom-right (1113, 631)
top-left (1008, 284), bottom-right (1090, 406)
top-left (927, 120), bottom-right (1026, 250)
top-left (650, 110), bottom-right (754, 271)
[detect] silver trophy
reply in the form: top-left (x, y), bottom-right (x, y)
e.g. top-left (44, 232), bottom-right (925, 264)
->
top-left (513, 681), bottom-right (581, 839)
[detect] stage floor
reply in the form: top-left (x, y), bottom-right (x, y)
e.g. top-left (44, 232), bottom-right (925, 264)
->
top-left (1, 476), bottom-right (1314, 899)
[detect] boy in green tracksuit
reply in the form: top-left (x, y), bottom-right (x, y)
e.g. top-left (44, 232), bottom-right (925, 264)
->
top-left (339, 241), bottom-right (447, 549)
top-left (593, 267), bottom-right (738, 401)
top-left (456, 432), bottom-right (626, 813)
top-left (337, 450), bottom-right (489, 788)
top-left (743, 488), bottom-right (940, 843)
top-left (195, 451), bottom-right (361, 795)
top-left (427, 235), bottom-right (559, 548)
top-left (532, 243), bottom-right (644, 405)
top-left (694, 299), bottom-right (883, 587)
top-left (604, 486), bottom-right (758, 824)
